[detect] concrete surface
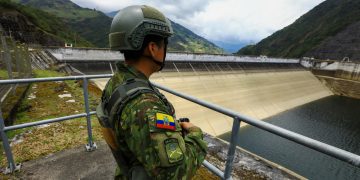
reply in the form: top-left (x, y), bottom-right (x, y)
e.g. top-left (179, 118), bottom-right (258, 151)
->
top-left (18, 141), bottom-right (116, 180)
top-left (93, 70), bottom-right (333, 136)
top-left (204, 134), bottom-right (305, 180)
top-left (14, 137), bottom-right (304, 180)
top-left (47, 48), bottom-right (299, 63)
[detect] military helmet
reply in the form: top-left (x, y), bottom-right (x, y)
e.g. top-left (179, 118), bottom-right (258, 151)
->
top-left (109, 5), bottom-right (173, 51)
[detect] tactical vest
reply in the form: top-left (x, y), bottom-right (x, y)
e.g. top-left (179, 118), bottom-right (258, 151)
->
top-left (96, 78), bottom-right (172, 178)
top-left (96, 78), bottom-right (171, 129)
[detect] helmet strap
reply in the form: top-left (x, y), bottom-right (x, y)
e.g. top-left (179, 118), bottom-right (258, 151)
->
top-left (142, 42), bottom-right (167, 71)
top-left (142, 54), bottom-right (165, 71)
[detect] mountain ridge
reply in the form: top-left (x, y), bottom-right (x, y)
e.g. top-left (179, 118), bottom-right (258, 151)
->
top-left (13, 0), bottom-right (224, 53)
top-left (0, 0), bottom-right (92, 47)
top-left (14, 0), bottom-right (111, 47)
top-left (106, 10), bottom-right (224, 54)
top-left (237, 0), bottom-right (360, 61)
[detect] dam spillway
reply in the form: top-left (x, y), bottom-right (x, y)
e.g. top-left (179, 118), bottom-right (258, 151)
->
top-left (2, 47), bottom-right (358, 179)
top-left (45, 48), bottom-right (333, 136)
top-left (94, 70), bottom-right (332, 136)
top-left (43, 48), bottom-right (335, 136)
top-left (158, 71), bottom-right (333, 133)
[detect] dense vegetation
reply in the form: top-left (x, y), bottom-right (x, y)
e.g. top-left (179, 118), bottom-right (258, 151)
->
top-left (237, 0), bottom-right (360, 58)
top-left (107, 11), bottom-right (223, 53)
top-left (169, 21), bottom-right (223, 53)
top-left (0, 0), bottom-right (92, 46)
top-left (12, 0), bottom-right (111, 47)
top-left (14, 0), bottom-right (224, 53)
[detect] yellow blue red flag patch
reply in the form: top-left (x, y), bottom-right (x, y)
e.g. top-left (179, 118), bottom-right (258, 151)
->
top-left (156, 113), bottom-right (175, 130)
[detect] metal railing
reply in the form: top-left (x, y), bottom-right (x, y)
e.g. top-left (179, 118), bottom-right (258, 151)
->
top-left (1, 75), bottom-right (360, 179)
top-left (152, 82), bottom-right (360, 179)
top-left (0, 74), bottom-right (112, 174)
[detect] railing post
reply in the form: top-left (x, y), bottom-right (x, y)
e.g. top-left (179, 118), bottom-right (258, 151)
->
top-left (0, 108), bottom-right (21, 174)
top-left (224, 117), bottom-right (241, 180)
top-left (82, 78), bottom-right (96, 151)
top-left (1, 34), bottom-right (13, 80)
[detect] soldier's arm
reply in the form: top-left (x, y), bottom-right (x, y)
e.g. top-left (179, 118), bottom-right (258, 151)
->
top-left (118, 93), bottom-right (207, 179)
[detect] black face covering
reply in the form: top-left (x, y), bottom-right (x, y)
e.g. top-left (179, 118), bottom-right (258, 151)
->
top-left (143, 38), bottom-right (168, 71)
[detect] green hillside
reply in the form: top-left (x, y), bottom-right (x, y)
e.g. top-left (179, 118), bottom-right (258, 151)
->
top-left (0, 0), bottom-right (92, 46)
top-left (16, 0), bottom-right (224, 53)
top-left (13, 0), bottom-right (111, 47)
top-left (169, 21), bottom-right (223, 53)
top-left (107, 11), bottom-right (224, 53)
top-left (237, 0), bottom-right (360, 59)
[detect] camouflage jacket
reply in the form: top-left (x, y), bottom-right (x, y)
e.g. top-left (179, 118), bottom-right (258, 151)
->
top-left (101, 62), bottom-right (207, 180)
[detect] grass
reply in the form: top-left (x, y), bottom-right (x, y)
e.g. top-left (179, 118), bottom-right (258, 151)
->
top-left (3, 70), bottom-right (66, 139)
top-left (33, 69), bottom-right (65, 78)
top-left (0, 70), bottom-right (9, 79)
top-left (0, 69), bottom-right (218, 179)
top-left (0, 144), bottom-right (4, 168)
top-left (0, 69), bottom-right (103, 176)
top-left (193, 167), bottom-right (221, 180)
top-left (1, 1), bottom-right (94, 47)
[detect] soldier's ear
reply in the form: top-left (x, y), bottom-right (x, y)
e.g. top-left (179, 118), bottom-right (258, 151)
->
top-left (147, 41), bottom-right (159, 57)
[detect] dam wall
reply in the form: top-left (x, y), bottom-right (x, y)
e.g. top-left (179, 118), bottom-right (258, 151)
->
top-left (51, 48), bottom-right (332, 136)
top-left (46, 47), bottom-right (304, 76)
top-left (94, 70), bottom-right (332, 136)
top-left (336, 62), bottom-right (360, 81)
top-left (68, 61), bottom-right (304, 76)
top-left (302, 59), bottom-right (360, 99)
top-left (47, 48), bottom-right (121, 62)
top-left (302, 59), bottom-right (360, 81)
top-left (46, 47), bottom-right (332, 136)
top-left (46, 47), bottom-right (299, 63)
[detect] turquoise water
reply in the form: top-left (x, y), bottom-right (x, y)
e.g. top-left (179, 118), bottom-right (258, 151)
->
top-left (219, 96), bottom-right (360, 180)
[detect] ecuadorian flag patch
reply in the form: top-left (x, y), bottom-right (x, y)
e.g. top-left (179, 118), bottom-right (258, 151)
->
top-left (156, 113), bottom-right (175, 130)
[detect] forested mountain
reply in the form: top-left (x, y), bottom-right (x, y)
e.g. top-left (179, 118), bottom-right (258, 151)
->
top-left (107, 10), bottom-right (224, 53)
top-left (0, 0), bottom-right (92, 46)
top-left (11, 0), bottom-right (224, 53)
top-left (237, 0), bottom-right (360, 61)
top-left (13, 0), bottom-right (111, 47)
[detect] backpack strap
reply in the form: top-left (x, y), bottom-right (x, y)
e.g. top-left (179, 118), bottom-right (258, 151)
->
top-left (100, 78), bottom-right (170, 129)
top-left (97, 78), bottom-right (169, 178)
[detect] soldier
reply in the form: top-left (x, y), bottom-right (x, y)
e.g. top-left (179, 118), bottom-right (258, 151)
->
top-left (96, 5), bottom-right (207, 180)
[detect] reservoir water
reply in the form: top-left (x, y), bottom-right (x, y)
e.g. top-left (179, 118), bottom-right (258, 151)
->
top-left (219, 95), bottom-right (360, 179)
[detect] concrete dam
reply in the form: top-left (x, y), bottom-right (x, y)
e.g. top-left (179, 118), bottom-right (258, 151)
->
top-left (47, 48), bottom-right (333, 136)
top-left (2, 46), bottom-right (359, 179)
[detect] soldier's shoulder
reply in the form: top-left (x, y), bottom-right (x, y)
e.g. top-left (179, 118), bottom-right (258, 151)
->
top-left (126, 92), bottom-right (164, 109)
top-left (103, 72), bottom-right (125, 97)
top-left (120, 91), bottom-right (171, 130)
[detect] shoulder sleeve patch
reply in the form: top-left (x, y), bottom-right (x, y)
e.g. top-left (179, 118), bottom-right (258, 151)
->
top-left (155, 113), bottom-right (176, 131)
top-left (164, 138), bottom-right (184, 164)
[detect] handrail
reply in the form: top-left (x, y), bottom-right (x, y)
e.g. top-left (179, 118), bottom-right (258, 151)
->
top-left (1, 75), bottom-right (360, 179)
top-left (152, 82), bottom-right (360, 168)
top-left (0, 74), bottom-right (112, 174)
top-left (3, 112), bottom-right (96, 132)
top-left (0, 74), bottom-right (113, 85)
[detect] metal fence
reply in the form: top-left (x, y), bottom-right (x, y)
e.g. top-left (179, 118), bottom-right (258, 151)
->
top-left (0, 74), bottom-right (110, 174)
top-left (0, 29), bottom-right (32, 104)
top-left (0, 30), bottom-right (32, 80)
top-left (1, 75), bottom-right (360, 179)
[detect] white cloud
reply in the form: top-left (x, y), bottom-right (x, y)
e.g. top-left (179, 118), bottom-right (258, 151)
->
top-left (71, 0), bottom-right (325, 44)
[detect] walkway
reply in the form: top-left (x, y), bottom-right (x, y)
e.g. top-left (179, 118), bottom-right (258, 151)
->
top-left (18, 141), bottom-right (116, 179)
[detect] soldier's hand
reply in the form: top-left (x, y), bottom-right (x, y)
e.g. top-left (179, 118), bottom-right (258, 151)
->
top-left (180, 122), bottom-right (195, 130)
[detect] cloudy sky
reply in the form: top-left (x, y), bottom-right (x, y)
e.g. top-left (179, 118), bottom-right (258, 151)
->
top-left (71, 0), bottom-right (325, 46)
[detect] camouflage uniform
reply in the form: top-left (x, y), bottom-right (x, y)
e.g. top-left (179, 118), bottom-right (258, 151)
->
top-left (100, 62), bottom-right (207, 179)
